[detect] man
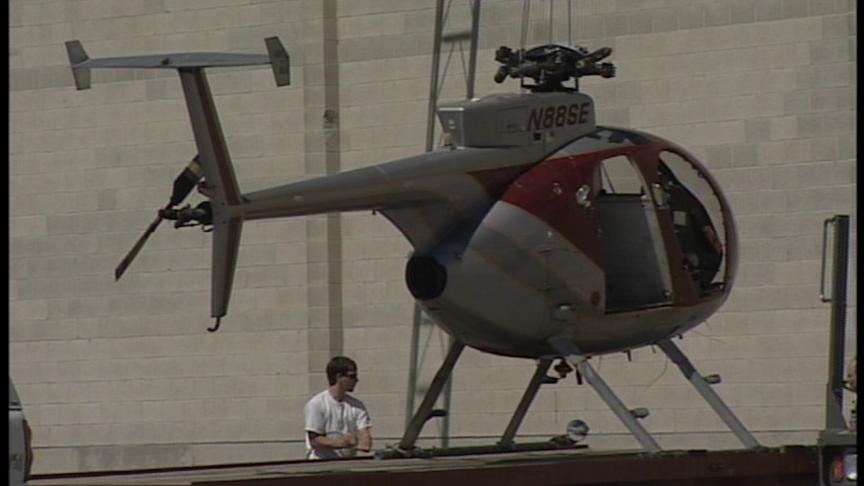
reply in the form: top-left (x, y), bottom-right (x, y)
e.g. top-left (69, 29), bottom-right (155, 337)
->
top-left (304, 356), bottom-right (372, 459)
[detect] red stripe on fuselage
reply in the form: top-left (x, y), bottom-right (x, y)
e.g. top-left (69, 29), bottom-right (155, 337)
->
top-left (467, 164), bottom-right (534, 199)
top-left (501, 145), bottom-right (648, 268)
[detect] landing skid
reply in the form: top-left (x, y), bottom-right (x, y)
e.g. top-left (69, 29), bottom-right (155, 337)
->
top-left (375, 439), bottom-right (586, 460)
top-left (379, 334), bottom-right (760, 460)
top-left (550, 336), bottom-right (761, 452)
top-left (377, 340), bottom-right (584, 459)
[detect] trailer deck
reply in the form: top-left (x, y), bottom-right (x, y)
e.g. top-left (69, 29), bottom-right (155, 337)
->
top-left (30, 445), bottom-right (819, 486)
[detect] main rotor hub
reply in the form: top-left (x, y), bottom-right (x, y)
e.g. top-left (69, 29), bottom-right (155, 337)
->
top-left (494, 43), bottom-right (616, 93)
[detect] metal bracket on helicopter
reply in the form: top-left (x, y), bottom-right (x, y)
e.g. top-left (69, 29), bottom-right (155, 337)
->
top-left (160, 202), bottom-right (213, 231)
top-left (113, 155), bottom-right (211, 280)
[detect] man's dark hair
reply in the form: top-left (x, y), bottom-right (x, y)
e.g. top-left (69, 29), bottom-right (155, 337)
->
top-left (326, 356), bottom-right (357, 386)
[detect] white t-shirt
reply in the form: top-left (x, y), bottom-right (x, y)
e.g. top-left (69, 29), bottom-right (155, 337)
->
top-left (304, 390), bottom-right (371, 459)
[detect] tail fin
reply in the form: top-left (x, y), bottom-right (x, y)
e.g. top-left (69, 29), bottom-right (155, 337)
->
top-left (209, 215), bottom-right (243, 330)
top-left (65, 40), bottom-right (90, 90)
top-left (265, 37), bottom-right (291, 87)
top-left (178, 67), bottom-right (244, 321)
top-left (68, 38), bottom-right (291, 324)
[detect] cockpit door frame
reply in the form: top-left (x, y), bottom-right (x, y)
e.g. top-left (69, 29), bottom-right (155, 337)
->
top-left (629, 147), bottom-right (701, 306)
top-left (593, 150), bottom-right (676, 312)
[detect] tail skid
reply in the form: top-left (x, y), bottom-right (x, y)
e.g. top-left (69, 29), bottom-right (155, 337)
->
top-left (68, 38), bottom-right (291, 327)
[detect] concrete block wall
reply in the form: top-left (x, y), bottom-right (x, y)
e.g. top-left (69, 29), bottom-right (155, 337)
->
top-left (10, 0), bottom-right (316, 473)
top-left (9, 0), bottom-right (856, 474)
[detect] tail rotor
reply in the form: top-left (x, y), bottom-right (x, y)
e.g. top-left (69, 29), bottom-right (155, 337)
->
top-left (69, 37), bottom-right (291, 329)
top-left (114, 156), bottom-right (206, 280)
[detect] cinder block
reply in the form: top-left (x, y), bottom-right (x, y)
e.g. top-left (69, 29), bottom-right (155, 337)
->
top-left (767, 116), bottom-right (798, 140)
top-left (728, 143), bottom-right (757, 168)
top-left (10, 215), bottom-right (48, 237)
top-left (760, 2), bottom-right (788, 22)
top-left (624, 10), bottom-right (651, 35)
top-left (673, 4), bottom-right (703, 30)
top-left (810, 37), bottom-right (852, 65)
top-left (810, 137), bottom-right (839, 161)
top-left (825, 159), bottom-right (854, 187)
top-left (703, 2), bottom-right (731, 26)
top-left (812, 87), bottom-right (853, 112)
top-left (644, 8), bottom-right (676, 33)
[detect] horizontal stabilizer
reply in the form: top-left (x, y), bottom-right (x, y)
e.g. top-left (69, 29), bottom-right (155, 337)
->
top-left (65, 37), bottom-right (291, 90)
top-left (72, 52), bottom-right (272, 69)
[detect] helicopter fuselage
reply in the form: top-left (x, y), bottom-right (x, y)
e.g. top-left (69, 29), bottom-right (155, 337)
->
top-left (240, 91), bottom-right (737, 359)
top-left (68, 37), bottom-right (756, 454)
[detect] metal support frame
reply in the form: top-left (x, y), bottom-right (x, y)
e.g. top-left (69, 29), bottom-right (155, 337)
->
top-left (424, 0), bottom-right (445, 152)
top-left (549, 338), bottom-right (662, 453)
top-left (440, 335), bottom-right (455, 447)
top-left (400, 339), bottom-right (465, 451)
top-left (499, 359), bottom-right (553, 447)
top-left (465, 0), bottom-right (480, 100)
top-left (424, 0), bottom-right (481, 152)
top-left (404, 304), bottom-right (423, 431)
top-left (819, 214), bottom-right (851, 430)
top-left (657, 338), bottom-right (760, 448)
top-left (406, 0), bottom-right (482, 449)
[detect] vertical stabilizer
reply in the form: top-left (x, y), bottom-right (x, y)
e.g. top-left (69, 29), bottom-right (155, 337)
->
top-left (210, 216), bottom-right (243, 326)
top-left (177, 68), bottom-right (244, 321)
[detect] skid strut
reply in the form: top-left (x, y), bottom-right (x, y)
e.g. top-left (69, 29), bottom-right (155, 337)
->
top-left (499, 358), bottom-right (553, 447)
top-left (657, 338), bottom-right (760, 448)
top-left (396, 339), bottom-right (465, 454)
top-left (378, 344), bottom-right (580, 459)
top-left (550, 338), bottom-right (662, 453)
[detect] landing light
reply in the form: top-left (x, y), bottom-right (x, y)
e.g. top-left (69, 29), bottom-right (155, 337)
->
top-left (843, 452), bottom-right (857, 481)
top-left (831, 452), bottom-right (857, 482)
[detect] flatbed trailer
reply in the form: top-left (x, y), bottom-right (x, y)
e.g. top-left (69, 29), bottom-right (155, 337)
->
top-left (30, 445), bottom-right (819, 486)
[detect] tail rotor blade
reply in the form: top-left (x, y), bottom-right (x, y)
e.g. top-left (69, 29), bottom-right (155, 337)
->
top-left (170, 156), bottom-right (204, 206)
top-left (114, 213), bottom-right (164, 280)
top-left (114, 155), bottom-right (204, 281)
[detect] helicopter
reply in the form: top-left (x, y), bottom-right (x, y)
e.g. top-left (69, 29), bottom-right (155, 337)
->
top-left (65, 38), bottom-right (760, 456)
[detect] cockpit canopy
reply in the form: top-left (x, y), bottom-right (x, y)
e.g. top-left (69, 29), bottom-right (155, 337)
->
top-left (553, 127), bottom-right (736, 310)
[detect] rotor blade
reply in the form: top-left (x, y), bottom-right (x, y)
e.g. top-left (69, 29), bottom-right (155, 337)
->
top-left (115, 156), bottom-right (203, 281)
top-left (114, 213), bottom-right (164, 280)
top-left (170, 156), bottom-right (204, 206)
